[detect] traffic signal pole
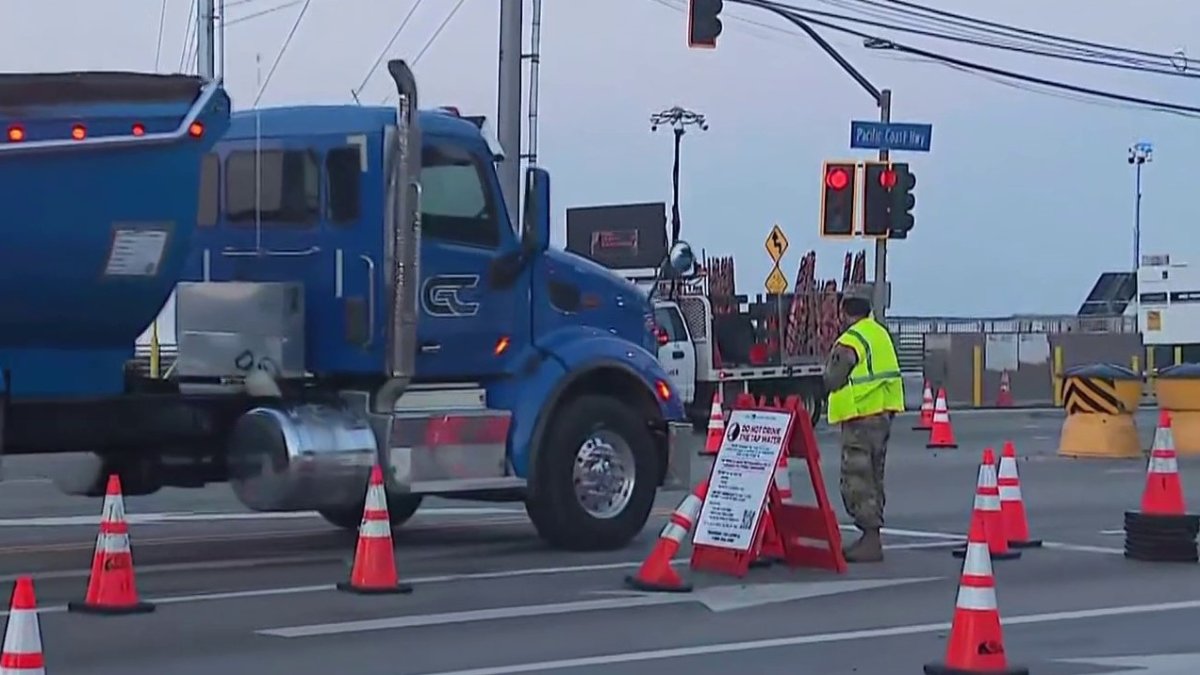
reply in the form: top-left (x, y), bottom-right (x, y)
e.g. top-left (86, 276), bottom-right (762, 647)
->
top-left (734, 1), bottom-right (892, 318)
top-left (874, 89), bottom-right (891, 321)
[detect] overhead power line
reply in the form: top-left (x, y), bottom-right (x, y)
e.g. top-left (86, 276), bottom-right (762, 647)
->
top-left (252, 0), bottom-right (314, 106)
top-left (750, 0), bottom-right (1200, 117)
top-left (353, 0), bottom-right (427, 102)
top-left (784, 3), bottom-right (1200, 79)
top-left (855, 0), bottom-right (1186, 64)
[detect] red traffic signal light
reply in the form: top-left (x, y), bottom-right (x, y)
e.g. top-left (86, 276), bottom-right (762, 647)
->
top-left (878, 168), bottom-right (897, 189)
top-left (820, 161), bottom-right (858, 238)
top-left (825, 166), bottom-right (850, 191)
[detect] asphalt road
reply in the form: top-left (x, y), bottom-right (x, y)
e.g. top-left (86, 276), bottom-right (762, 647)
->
top-left (2, 407), bottom-right (1198, 674)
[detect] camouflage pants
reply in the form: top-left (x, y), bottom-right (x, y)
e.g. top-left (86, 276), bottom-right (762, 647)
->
top-left (839, 413), bottom-right (892, 530)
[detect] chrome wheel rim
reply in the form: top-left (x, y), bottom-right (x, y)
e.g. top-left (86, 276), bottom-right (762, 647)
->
top-left (572, 430), bottom-right (637, 519)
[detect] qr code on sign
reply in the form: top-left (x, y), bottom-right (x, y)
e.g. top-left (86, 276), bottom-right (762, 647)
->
top-left (740, 509), bottom-right (755, 529)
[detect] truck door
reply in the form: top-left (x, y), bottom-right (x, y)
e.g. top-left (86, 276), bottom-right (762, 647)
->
top-left (654, 303), bottom-right (696, 404)
top-left (415, 136), bottom-right (527, 380)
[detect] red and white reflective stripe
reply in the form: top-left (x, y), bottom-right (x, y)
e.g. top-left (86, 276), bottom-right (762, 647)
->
top-left (660, 494), bottom-right (703, 543)
top-left (997, 457), bottom-right (1022, 501)
top-left (1148, 450), bottom-right (1178, 474)
top-left (359, 517), bottom-right (392, 538)
top-left (998, 483), bottom-right (1022, 502)
top-left (421, 414), bottom-right (512, 447)
top-left (0, 608), bottom-right (45, 674)
top-left (955, 541), bottom-right (997, 611)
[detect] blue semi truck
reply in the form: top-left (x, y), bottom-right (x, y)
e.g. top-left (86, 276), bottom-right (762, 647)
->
top-left (0, 61), bottom-right (692, 551)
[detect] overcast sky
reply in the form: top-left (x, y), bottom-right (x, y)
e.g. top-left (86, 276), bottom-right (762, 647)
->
top-left (4, 0), bottom-right (1197, 316)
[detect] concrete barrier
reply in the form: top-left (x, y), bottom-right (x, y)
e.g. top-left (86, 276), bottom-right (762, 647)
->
top-left (1154, 364), bottom-right (1200, 455)
top-left (1057, 363), bottom-right (1143, 459)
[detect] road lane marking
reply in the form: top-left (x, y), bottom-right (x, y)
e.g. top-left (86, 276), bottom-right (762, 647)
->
top-left (257, 578), bottom-right (940, 638)
top-left (0, 554), bottom-right (347, 584)
top-left (0, 507), bottom-right (524, 528)
top-left (411, 599), bottom-right (1200, 675)
top-left (0, 557), bottom-right (692, 619)
top-left (844, 525), bottom-right (1123, 555)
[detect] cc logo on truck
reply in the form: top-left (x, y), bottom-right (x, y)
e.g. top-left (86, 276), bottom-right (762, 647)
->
top-left (421, 274), bottom-right (481, 317)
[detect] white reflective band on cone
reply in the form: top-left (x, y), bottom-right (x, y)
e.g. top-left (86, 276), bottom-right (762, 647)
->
top-left (998, 458), bottom-right (1018, 479)
top-left (999, 485), bottom-right (1022, 501)
top-left (101, 496), bottom-right (125, 523)
top-left (360, 518), bottom-right (392, 538)
top-left (1, 608), bottom-right (43, 656)
top-left (365, 485), bottom-right (387, 509)
top-left (99, 532), bottom-right (131, 554)
top-left (1148, 456), bottom-right (1178, 473)
top-left (982, 464), bottom-right (999, 488)
top-left (660, 522), bottom-right (688, 543)
top-left (961, 542), bottom-right (993, 576)
top-left (678, 495), bottom-right (703, 522)
top-left (955, 584), bottom-right (997, 611)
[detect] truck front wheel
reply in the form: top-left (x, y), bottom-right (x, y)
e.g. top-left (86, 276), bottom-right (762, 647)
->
top-left (318, 494), bottom-right (424, 531)
top-left (526, 395), bottom-right (659, 551)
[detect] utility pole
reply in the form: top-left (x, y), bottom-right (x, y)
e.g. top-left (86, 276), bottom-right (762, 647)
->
top-left (196, 0), bottom-right (216, 80)
top-left (497, 0), bottom-right (523, 219)
top-left (650, 106), bottom-right (708, 245)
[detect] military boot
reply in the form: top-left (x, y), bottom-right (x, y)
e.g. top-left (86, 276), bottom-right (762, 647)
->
top-left (843, 527), bottom-right (883, 563)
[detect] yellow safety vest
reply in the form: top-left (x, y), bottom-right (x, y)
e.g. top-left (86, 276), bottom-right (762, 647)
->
top-left (826, 317), bottom-right (905, 425)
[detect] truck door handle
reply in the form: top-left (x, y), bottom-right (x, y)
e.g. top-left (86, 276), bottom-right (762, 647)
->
top-left (420, 342), bottom-right (441, 354)
top-left (672, 351), bottom-right (685, 359)
top-left (360, 254), bottom-right (376, 348)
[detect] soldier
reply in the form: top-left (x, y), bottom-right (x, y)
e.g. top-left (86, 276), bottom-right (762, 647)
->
top-left (823, 285), bottom-right (904, 563)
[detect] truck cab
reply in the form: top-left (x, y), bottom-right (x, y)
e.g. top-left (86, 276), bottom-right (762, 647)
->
top-left (152, 61), bottom-right (691, 550)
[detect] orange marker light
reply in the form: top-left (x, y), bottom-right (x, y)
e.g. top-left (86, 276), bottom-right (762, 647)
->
top-left (71, 124), bottom-right (87, 140)
top-left (7, 125), bottom-right (25, 142)
top-left (188, 121), bottom-right (204, 138)
top-left (655, 379), bottom-right (673, 401)
top-left (131, 123), bottom-right (146, 136)
top-left (494, 336), bottom-right (511, 356)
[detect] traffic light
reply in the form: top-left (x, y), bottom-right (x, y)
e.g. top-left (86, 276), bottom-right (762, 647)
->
top-left (688, 0), bottom-right (723, 49)
top-left (819, 161), bottom-right (858, 238)
top-left (888, 162), bottom-right (916, 239)
top-left (861, 161), bottom-right (893, 238)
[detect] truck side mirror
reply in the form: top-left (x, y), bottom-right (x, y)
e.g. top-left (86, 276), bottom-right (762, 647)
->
top-left (522, 166), bottom-right (551, 254)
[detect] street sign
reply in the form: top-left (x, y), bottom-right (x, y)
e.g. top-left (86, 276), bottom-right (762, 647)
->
top-left (764, 224), bottom-right (789, 262)
top-left (765, 265), bottom-right (788, 294)
top-left (850, 121), bottom-right (933, 153)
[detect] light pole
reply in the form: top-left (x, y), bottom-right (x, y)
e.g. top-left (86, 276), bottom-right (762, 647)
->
top-left (651, 106), bottom-right (708, 245)
top-left (1128, 141), bottom-right (1152, 325)
top-left (1127, 141), bottom-right (1153, 273)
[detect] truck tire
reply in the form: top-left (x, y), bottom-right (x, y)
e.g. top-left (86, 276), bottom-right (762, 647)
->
top-left (525, 395), bottom-right (659, 552)
top-left (318, 494), bottom-right (424, 531)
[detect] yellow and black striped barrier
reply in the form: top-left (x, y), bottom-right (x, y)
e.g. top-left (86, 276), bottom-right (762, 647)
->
top-left (1057, 364), bottom-right (1142, 459)
top-left (1154, 364), bottom-right (1200, 455)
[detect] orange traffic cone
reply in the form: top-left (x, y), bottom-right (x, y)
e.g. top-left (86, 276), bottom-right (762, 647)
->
top-left (953, 449), bottom-right (1020, 561)
top-left (996, 371), bottom-right (1013, 407)
top-left (700, 388), bottom-right (725, 456)
top-left (1141, 410), bottom-right (1187, 515)
top-left (913, 381), bottom-right (934, 430)
top-left (626, 480), bottom-right (708, 592)
top-left (339, 465), bottom-right (412, 595)
top-left (997, 441), bottom-right (1041, 548)
top-left (924, 506), bottom-right (1028, 675)
top-left (1, 577), bottom-right (45, 674)
top-left (926, 388), bottom-right (958, 449)
top-left (68, 475), bottom-right (155, 615)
